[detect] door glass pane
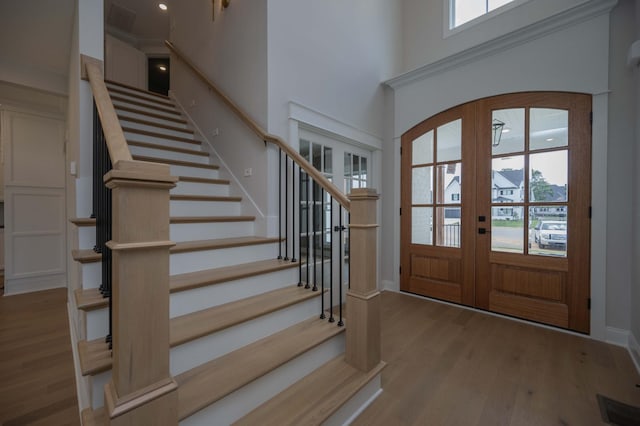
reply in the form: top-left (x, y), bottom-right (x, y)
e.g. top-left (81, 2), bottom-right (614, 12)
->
top-left (530, 108), bottom-right (568, 151)
top-left (312, 144), bottom-right (322, 170)
top-left (436, 162), bottom-right (462, 204)
top-left (492, 109), bottom-right (524, 155)
top-left (492, 156), bottom-right (524, 203)
top-left (437, 207), bottom-right (461, 248)
top-left (528, 207), bottom-right (567, 257)
top-left (324, 147), bottom-right (333, 174)
top-left (300, 139), bottom-right (310, 161)
top-left (412, 166), bottom-right (433, 204)
top-left (413, 130), bottom-right (434, 165)
top-left (361, 157), bottom-right (367, 183)
top-left (437, 119), bottom-right (462, 162)
top-left (412, 207), bottom-right (433, 245)
top-left (529, 150), bottom-right (567, 202)
top-left (491, 206), bottom-right (524, 253)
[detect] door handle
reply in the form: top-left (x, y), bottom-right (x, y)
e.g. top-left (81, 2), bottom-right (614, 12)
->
top-left (478, 228), bottom-right (490, 234)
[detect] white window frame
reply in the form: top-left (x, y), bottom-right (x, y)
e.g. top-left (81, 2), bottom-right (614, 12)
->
top-left (443, 0), bottom-right (529, 38)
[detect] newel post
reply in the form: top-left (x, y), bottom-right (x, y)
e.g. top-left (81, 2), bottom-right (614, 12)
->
top-left (103, 160), bottom-right (179, 425)
top-left (345, 188), bottom-right (381, 372)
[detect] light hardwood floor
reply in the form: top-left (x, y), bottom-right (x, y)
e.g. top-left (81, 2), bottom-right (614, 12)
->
top-left (0, 288), bottom-right (80, 425)
top-left (354, 291), bottom-right (640, 426)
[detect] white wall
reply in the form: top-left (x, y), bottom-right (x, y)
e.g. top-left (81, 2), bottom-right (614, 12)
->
top-left (169, 0), bottom-right (271, 225)
top-left (631, 2), bottom-right (640, 363)
top-left (105, 34), bottom-right (147, 89)
top-left (402, 0), bottom-right (593, 73)
top-left (606, 0), bottom-right (635, 335)
top-left (385, 3), bottom-right (615, 339)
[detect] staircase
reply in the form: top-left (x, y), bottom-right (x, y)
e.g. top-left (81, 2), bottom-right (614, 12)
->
top-left (72, 80), bottom-right (382, 425)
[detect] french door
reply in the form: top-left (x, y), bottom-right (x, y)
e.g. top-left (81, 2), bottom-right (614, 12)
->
top-left (400, 92), bottom-right (591, 333)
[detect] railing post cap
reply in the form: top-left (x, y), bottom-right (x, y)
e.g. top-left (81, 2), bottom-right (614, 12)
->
top-left (349, 188), bottom-right (379, 200)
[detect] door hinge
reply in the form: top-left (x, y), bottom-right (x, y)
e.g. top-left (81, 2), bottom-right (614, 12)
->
top-left (400, 146), bottom-right (402, 155)
top-left (589, 111), bottom-right (593, 126)
top-left (587, 298), bottom-right (591, 310)
top-left (588, 206), bottom-right (592, 219)
top-left (399, 266), bottom-right (402, 275)
top-left (399, 207), bottom-right (402, 216)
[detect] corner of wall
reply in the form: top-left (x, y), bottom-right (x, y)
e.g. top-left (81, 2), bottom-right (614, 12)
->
top-left (628, 331), bottom-right (640, 374)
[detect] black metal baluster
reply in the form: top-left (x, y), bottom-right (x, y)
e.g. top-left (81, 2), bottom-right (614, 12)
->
top-left (284, 156), bottom-right (289, 261)
top-left (320, 188), bottom-right (325, 319)
top-left (278, 148), bottom-right (282, 259)
top-left (338, 205), bottom-right (344, 327)
top-left (291, 161), bottom-right (296, 263)
top-left (298, 167), bottom-right (303, 287)
top-left (312, 181), bottom-right (318, 292)
top-left (348, 212), bottom-right (351, 289)
top-left (328, 196), bottom-right (334, 323)
top-left (305, 173), bottom-right (310, 290)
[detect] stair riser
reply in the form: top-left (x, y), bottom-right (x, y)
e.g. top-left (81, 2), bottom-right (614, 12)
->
top-left (170, 243), bottom-right (279, 275)
top-left (120, 119), bottom-right (196, 140)
top-left (129, 145), bottom-right (208, 165)
top-left (78, 227), bottom-right (95, 250)
top-left (81, 262), bottom-right (101, 290)
top-left (171, 221), bottom-right (254, 242)
top-left (108, 89), bottom-right (175, 110)
top-left (82, 267), bottom-right (298, 340)
top-left (170, 200), bottom-right (241, 217)
top-left (171, 298), bottom-right (322, 376)
top-left (112, 99), bottom-right (179, 119)
top-left (179, 334), bottom-right (345, 426)
top-left (107, 84), bottom-right (172, 103)
top-left (116, 108), bottom-right (188, 129)
top-left (170, 268), bottom-right (299, 318)
top-left (123, 130), bottom-right (199, 148)
top-left (173, 181), bottom-right (230, 197)
top-left (91, 371), bottom-right (112, 409)
top-left (85, 308), bottom-right (109, 341)
top-left (169, 165), bottom-right (220, 180)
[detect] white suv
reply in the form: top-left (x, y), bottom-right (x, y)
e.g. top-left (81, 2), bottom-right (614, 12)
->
top-left (533, 220), bottom-right (567, 249)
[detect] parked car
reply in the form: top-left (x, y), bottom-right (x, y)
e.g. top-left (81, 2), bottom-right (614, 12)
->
top-left (532, 220), bottom-right (567, 249)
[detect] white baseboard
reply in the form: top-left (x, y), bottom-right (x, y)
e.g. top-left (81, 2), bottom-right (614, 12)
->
top-left (381, 280), bottom-right (398, 292)
top-left (4, 274), bottom-right (66, 295)
top-left (629, 332), bottom-right (640, 375)
top-left (67, 301), bottom-right (91, 414)
top-left (605, 326), bottom-right (630, 348)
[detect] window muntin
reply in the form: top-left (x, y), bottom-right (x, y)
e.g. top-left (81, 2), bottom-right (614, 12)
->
top-left (448, 0), bottom-right (527, 32)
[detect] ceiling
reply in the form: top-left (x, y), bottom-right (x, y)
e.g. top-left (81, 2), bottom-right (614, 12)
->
top-left (105, 0), bottom-right (169, 51)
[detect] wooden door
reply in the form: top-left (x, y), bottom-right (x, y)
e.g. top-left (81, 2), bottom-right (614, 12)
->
top-left (400, 103), bottom-right (476, 305)
top-left (475, 93), bottom-right (591, 333)
top-left (400, 92), bottom-right (591, 333)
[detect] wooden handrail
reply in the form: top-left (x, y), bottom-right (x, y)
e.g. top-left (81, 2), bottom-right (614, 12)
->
top-left (165, 41), bottom-right (351, 210)
top-left (82, 55), bottom-right (133, 164)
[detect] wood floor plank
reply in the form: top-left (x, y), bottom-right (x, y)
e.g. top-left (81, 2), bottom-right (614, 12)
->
top-left (351, 291), bottom-right (640, 426)
top-left (0, 288), bottom-right (80, 425)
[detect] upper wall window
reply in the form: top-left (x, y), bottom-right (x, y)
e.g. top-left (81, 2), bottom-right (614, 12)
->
top-left (447, 0), bottom-right (526, 32)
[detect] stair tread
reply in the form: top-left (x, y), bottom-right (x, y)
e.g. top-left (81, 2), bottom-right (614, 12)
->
top-left (177, 176), bottom-right (230, 185)
top-left (106, 79), bottom-right (171, 100)
top-left (108, 85), bottom-right (174, 107)
top-left (172, 258), bottom-right (299, 293)
top-left (78, 339), bottom-right (111, 375)
top-left (171, 236), bottom-right (280, 253)
top-left (75, 288), bottom-right (106, 311)
top-left (118, 114), bottom-right (194, 135)
top-left (81, 407), bottom-right (105, 426)
top-left (128, 140), bottom-right (209, 157)
top-left (76, 258), bottom-right (299, 311)
top-left (172, 285), bottom-right (320, 346)
top-left (133, 155), bottom-right (218, 169)
top-left (110, 95), bottom-right (181, 116)
top-left (176, 315), bottom-right (345, 420)
top-left (171, 215), bottom-right (254, 223)
top-left (72, 249), bottom-right (101, 263)
top-left (235, 357), bottom-right (386, 426)
top-left (69, 217), bottom-right (96, 226)
top-left (77, 286), bottom-right (323, 376)
top-left (124, 128), bottom-right (200, 144)
top-left (170, 194), bottom-right (242, 202)
top-left (115, 104), bottom-right (187, 124)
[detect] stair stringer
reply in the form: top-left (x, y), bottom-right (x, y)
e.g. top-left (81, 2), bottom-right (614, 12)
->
top-left (170, 93), bottom-right (273, 238)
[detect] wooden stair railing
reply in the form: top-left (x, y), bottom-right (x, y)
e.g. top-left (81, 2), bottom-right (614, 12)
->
top-left (165, 42), bottom-right (381, 373)
top-left (80, 55), bottom-right (179, 425)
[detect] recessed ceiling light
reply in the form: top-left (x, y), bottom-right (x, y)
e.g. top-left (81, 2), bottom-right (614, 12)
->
top-left (502, 128), bottom-right (511, 133)
top-left (546, 138), bottom-right (554, 142)
top-left (158, 65), bottom-right (167, 71)
top-left (158, 3), bottom-right (168, 11)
